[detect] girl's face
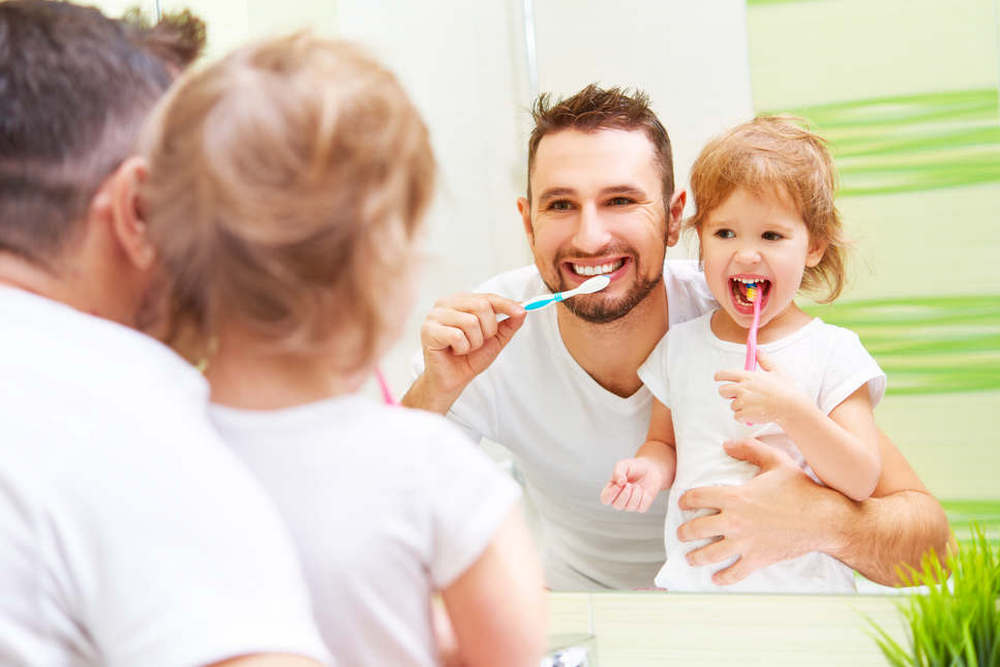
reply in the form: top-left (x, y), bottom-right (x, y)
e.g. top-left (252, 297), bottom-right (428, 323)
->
top-left (699, 186), bottom-right (826, 335)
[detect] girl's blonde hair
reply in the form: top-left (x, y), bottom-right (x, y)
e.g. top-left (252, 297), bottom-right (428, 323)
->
top-left (141, 33), bottom-right (434, 369)
top-left (687, 115), bottom-right (847, 302)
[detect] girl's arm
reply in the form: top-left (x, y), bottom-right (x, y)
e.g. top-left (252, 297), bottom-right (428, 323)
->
top-left (777, 384), bottom-right (880, 501)
top-left (441, 503), bottom-right (547, 667)
top-left (600, 398), bottom-right (677, 512)
top-left (716, 350), bottom-right (880, 501)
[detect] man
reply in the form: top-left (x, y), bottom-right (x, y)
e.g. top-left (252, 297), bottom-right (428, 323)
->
top-left (0, 2), bottom-right (327, 664)
top-left (404, 84), bottom-right (950, 590)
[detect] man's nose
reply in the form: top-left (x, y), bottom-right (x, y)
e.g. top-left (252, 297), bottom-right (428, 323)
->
top-left (572, 203), bottom-right (613, 252)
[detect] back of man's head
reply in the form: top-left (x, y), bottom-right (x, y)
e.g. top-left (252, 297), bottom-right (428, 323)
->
top-left (0, 0), bottom-right (203, 267)
top-left (526, 84), bottom-right (674, 205)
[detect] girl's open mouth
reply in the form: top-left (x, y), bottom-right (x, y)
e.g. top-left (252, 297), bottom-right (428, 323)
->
top-left (729, 276), bottom-right (771, 314)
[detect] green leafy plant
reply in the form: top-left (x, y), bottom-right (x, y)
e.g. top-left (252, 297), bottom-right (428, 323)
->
top-left (868, 524), bottom-right (1000, 666)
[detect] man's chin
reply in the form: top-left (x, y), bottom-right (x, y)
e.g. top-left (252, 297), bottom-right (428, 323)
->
top-left (563, 280), bottom-right (661, 324)
top-left (564, 297), bottom-right (634, 324)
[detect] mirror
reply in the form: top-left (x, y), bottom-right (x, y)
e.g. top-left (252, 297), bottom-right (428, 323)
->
top-left (110, 0), bottom-right (999, 592)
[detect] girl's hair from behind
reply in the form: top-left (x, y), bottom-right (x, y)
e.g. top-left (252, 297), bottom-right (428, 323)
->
top-left (686, 115), bottom-right (847, 303)
top-left (141, 32), bottom-right (435, 370)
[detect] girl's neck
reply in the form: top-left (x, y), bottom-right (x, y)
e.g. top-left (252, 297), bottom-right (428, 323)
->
top-left (710, 301), bottom-right (814, 344)
top-left (205, 329), bottom-right (370, 410)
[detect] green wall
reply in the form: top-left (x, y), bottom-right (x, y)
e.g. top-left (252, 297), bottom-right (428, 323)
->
top-left (747, 0), bottom-right (1000, 539)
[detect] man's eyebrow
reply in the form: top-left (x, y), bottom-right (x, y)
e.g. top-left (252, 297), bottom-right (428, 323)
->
top-left (537, 187), bottom-right (577, 204)
top-left (599, 185), bottom-right (647, 198)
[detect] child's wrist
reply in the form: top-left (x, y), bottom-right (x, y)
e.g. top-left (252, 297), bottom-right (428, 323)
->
top-left (774, 392), bottom-right (816, 429)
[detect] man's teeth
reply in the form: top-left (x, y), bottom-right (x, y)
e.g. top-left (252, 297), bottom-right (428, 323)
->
top-left (572, 259), bottom-right (624, 276)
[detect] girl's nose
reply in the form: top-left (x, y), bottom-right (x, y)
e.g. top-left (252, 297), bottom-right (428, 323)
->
top-left (735, 242), bottom-right (762, 264)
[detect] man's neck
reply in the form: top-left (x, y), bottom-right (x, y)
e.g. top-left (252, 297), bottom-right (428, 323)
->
top-left (556, 281), bottom-right (668, 398)
top-left (0, 253), bottom-right (84, 311)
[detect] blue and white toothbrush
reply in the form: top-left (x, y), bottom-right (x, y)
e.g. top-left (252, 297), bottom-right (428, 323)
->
top-left (498, 274), bottom-right (611, 321)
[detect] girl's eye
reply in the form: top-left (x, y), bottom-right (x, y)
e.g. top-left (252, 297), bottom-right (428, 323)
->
top-left (714, 229), bottom-right (735, 239)
top-left (762, 231), bottom-right (783, 241)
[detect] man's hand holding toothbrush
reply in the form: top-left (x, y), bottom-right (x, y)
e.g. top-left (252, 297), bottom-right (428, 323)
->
top-left (402, 293), bottom-right (527, 415)
top-left (402, 276), bottom-right (610, 415)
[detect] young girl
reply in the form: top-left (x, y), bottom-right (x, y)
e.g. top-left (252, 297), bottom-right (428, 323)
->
top-left (140, 34), bottom-right (546, 664)
top-left (601, 116), bottom-right (885, 593)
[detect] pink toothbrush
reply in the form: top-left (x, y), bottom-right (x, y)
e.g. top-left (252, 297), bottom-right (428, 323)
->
top-left (744, 283), bottom-right (761, 372)
top-left (375, 368), bottom-right (397, 406)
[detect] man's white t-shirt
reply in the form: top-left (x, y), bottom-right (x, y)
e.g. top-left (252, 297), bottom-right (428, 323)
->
top-left (0, 287), bottom-right (328, 667)
top-left (211, 395), bottom-right (521, 667)
top-left (639, 312), bottom-right (886, 593)
top-left (414, 259), bottom-right (717, 590)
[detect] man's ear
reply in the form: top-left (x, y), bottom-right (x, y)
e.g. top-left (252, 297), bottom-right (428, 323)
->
top-left (666, 189), bottom-right (686, 247)
top-left (107, 157), bottom-right (156, 271)
top-left (517, 196), bottom-right (534, 245)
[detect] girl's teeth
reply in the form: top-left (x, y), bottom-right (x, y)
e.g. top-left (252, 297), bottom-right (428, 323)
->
top-left (572, 259), bottom-right (624, 276)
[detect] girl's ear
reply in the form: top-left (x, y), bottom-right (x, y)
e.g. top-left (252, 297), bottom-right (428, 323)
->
top-left (806, 238), bottom-right (828, 268)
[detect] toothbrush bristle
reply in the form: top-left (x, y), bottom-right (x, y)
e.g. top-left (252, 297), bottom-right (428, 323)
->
top-left (580, 275), bottom-right (611, 294)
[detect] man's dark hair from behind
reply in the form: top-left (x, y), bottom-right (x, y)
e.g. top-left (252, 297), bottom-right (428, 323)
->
top-left (0, 0), bottom-right (204, 266)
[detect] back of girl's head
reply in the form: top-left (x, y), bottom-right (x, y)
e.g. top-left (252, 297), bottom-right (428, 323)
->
top-left (687, 115), bottom-right (846, 302)
top-left (141, 33), bottom-right (435, 369)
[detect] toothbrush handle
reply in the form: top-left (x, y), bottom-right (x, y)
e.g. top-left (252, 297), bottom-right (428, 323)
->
top-left (495, 291), bottom-right (567, 321)
top-left (744, 296), bottom-right (761, 371)
top-left (522, 292), bottom-right (565, 311)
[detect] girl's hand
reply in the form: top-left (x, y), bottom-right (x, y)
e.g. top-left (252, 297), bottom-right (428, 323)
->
top-left (599, 457), bottom-right (666, 513)
top-left (714, 350), bottom-right (810, 424)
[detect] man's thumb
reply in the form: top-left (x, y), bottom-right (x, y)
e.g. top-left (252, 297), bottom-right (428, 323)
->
top-left (495, 310), bottom-right (526, 348)
top-left (724, 437), bottom-right (782, 470)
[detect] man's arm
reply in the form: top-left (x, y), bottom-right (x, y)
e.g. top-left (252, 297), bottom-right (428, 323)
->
top-left (677, 429), bottom-right (951, 587)
top-left (826, 429), bottom-right (952, 584)
top-left (401, 292), bottom-right (526, 414)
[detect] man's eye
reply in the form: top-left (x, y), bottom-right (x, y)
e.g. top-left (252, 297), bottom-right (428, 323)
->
top-left (762, 231), bottom-right (783, 241)
top-left (548, 200), bottom-right (574, 211)
top-left (714, 229), bottom-right (735, 239)
top-left (608, 196), bottom-right (633, 206)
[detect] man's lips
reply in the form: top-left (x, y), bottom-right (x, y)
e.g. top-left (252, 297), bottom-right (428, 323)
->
top-left (560, 256), bottom-right (631, 285)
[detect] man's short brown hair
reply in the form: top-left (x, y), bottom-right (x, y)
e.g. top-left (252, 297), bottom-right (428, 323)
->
top-left (526, 84), bottom-right (674, 205)
top-left (0, 0), bottom-right (204, 266)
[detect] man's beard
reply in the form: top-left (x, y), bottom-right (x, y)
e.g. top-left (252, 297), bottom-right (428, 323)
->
top-left (541, 247), bottom-right (665, 324)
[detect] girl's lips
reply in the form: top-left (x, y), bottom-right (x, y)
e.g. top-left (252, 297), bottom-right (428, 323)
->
top-left (561, 256), bottom-right (631, 287)
top-left (729, 277), bottom-right (770, 315)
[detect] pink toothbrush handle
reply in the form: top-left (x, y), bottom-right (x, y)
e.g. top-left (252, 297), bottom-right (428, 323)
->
top-left (375, 368), bottom-right (397, 406)
top-left (744, 295), bottom-right (761, 371)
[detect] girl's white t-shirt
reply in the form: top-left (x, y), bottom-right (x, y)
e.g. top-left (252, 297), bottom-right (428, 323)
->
top-left (211, 396), bottom-right (521, 666)
top-left (638, 311), bottom-right (886, 592)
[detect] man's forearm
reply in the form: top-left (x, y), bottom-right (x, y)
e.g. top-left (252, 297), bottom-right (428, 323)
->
top-left (824, 489), bottom-right (951, 585)
top-left (400, 372), bottom-right (462, 415)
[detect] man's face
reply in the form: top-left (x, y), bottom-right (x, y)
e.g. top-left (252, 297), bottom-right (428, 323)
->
top-left (518, 128), bottom-right (679, 323)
